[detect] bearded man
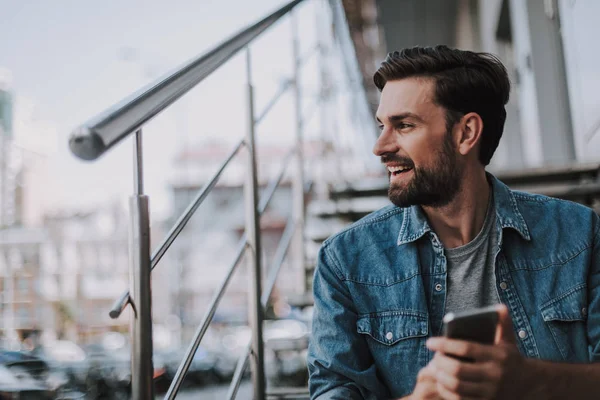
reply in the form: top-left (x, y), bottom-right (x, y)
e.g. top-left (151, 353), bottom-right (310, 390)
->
top-left (308, 45), bottom-right (600, 400)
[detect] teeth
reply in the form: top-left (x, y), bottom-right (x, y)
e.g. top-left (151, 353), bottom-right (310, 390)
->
top-left (388, 165), bottom-right (411, 173)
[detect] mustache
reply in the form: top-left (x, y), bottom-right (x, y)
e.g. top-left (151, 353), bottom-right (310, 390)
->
top-left (380, 154), bottom-right (414, 167)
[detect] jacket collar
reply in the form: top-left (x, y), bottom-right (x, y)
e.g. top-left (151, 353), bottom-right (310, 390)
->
top-left (397, 172), bottom-right (531, 246)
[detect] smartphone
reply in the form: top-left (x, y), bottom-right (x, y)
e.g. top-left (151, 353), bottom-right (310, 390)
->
top-left (442, 305), bottom-right (499, 345)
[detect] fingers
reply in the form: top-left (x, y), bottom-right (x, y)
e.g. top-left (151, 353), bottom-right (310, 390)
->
top-left (436, 382), bottom-right (482, 400)
top-left (495, 304), bottom-right (517, 345)
top-left (415, 365), bottom-right (444, 400)
top-left (417, 364), bottom-right (438, 383)
top-left (426, 337), bottom-right (497, 362)
top-left (432, 354), bottom-right (495, 398)
top-left (430, 352), bottom-right (487, 382)
top-left (435, 371), bottom-right (487, 397)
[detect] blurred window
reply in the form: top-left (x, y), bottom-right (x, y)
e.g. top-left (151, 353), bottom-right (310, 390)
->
top-left (17, 305), bottom-right (30, 320)
top-left (21, 245), bottom-right (40, 267)
top-left (17, 277), bottom-right (28, 294)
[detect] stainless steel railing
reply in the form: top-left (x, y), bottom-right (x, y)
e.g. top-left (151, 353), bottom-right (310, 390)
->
top-left (69, 0), bottom-right (305, 161)
top-left (67, 1), bottom-right (323, 399)
top-left (227, 212), bottom-right (300, 400)
top-left (108, 139), bottom-right (246, 319)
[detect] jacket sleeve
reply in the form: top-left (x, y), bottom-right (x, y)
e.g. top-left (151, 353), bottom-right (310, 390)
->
top-left (588, 212), bottom-right (600, 361)
top-left (307, 243), bottom-right (388, 400)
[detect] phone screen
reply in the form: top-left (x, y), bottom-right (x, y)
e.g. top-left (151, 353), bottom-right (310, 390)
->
top-left (442, 306), bottom-right (499, 344)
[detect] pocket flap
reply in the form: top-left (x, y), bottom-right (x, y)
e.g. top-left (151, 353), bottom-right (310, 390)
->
top-left (540, 284), bottom-right (587, 322)
top-left (356, 311), bottom-right (428, 345)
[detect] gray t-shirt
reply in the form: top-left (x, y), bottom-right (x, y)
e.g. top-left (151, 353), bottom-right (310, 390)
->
top-left (443, 194), bottom-right (500, 314)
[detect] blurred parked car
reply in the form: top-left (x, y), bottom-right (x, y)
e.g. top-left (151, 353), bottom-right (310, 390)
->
top-left (31, 340), bottom-right (90, 389)
top-left (83, 339), bottom-right (174, 397)
top-left (84, 344), bottom-right (130, 399)
top-left (0, 350), bottom-right (84, 399)
top-left (263, 319), bottom-right (309, 387)
top-left (0, 363), bottom-right (51, 399)
top-left (160, 346), bottom-right (219, 388)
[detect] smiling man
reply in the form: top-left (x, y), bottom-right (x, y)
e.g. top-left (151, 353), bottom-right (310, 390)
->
top-left (307, 46), bottom-right (600, 400)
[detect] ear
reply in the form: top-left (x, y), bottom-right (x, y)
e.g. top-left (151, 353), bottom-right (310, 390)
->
top-left (456, 112), bottom-right (483, 157)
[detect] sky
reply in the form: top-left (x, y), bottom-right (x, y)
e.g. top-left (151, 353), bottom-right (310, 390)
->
top-left (0, 0), bottom-right (331, 221)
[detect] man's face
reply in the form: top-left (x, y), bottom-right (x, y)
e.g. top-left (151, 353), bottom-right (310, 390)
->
top-left (373, 78), bottom-right (463, 208)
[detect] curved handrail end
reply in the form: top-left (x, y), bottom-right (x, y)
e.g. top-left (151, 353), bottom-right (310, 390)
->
top-left (109, 291), bottom-right (130, 319)
top-left (69, 126), bottom-right (107, 161)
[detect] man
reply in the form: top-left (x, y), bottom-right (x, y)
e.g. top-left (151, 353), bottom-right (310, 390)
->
top-left (307, 45), bottom-right (600, 400)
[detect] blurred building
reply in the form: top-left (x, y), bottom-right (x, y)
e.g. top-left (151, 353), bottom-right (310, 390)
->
top-left (0, 68), bottom-right (138, 346)
top-left (0, 227), bottom-right (47, 347)
top-left (340, 0), bottom-right (600, 169)
top-left (0, 200), bottom-right (185, 347)
top-left (0, 205), bottom-right (132, 346)
top-left (42, 206), bottom-right (132, 343)
top-left (166, 140), bottom-right (325, 337)
top-left (0, 68), bottom-right (20, 228)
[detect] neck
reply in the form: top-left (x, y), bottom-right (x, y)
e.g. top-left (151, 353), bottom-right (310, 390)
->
top-left (422, 168), bottom-right (491, 249)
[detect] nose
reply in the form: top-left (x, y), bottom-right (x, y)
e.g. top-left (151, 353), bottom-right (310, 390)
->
top-left (372, 126), bottom-right (399, 156)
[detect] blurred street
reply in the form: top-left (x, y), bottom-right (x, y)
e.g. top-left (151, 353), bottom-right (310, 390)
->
top-left (155, 382), bottom-right (252, 399)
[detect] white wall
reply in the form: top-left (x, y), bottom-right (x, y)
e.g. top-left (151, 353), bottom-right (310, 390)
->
top-left (476, 0), bottom-right (525, 170)
top-left (558, 0), bottom-right (600, 162)
top-left (507, 0), bottom-right (544, 167)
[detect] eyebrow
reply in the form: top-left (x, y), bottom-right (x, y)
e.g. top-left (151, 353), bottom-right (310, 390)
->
top-left (376, 112), bottom-right (425, 124)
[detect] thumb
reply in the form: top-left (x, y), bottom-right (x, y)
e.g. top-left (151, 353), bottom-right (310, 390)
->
top-left (495, 304), bottom-right (517, 345)
top-left (417, 364), bottom-right (436, 382)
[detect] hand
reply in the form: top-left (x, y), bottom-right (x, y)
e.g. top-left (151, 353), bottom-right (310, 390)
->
top-left (408, 364), bottom-right (443, 400)
top-left (426, 305), bottom-right (529, 400)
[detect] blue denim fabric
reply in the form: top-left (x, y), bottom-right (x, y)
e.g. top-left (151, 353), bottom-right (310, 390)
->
top-left (308, 174), bottom-right (600, 399)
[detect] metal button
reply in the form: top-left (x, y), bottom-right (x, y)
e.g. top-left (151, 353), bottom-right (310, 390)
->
top-left (499, 282), bottom-right (508, 290)
top-left (518, 330), bottom-right (527, 339)
top-left (435, 283), bottom-right (443, 292)
top-left (386, 332), bottom-right (393, 340)
top-left (582, 307), bottom-right (588, 316)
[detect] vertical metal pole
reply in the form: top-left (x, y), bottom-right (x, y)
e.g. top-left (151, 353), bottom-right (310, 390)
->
top-left (315, 0), bottom-right (328, 201)
top-left (129, 129), bottom-right (154, 400)
top-left (3, 260), bottom-right (15, 347)
top-left (244, 47), bottom-right (266, 400)
top-left (0, 128), bottom-right (6, 227)
top-left (291, 12), bottom-right (307, 293)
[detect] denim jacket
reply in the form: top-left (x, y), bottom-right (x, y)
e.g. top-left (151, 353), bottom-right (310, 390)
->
top-left (308, 174), bottom-right (600, 399)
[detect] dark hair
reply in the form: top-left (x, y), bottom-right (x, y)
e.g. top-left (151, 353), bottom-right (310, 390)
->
top-left (373, 45), bottom-right (510, 166)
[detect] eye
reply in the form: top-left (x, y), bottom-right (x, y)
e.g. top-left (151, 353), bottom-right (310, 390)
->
top-left (395, 123), bottom-right (414, 130)
top-left (378, 124), bottom-right (384, 130)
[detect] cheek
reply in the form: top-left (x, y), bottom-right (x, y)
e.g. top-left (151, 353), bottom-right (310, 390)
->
top-left (404, 136), bottom-right (439, 165)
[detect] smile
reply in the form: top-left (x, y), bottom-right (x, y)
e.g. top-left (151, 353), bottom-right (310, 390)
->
top-left (387, 165), bottom-right (413, 176)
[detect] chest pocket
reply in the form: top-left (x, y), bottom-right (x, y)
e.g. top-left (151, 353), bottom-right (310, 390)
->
top-left (356, 311), bottom-right (428, 345)
top-left (356, 311), bottom-right (429, 397)
top-left (540, 284), bottom-right (588, 361)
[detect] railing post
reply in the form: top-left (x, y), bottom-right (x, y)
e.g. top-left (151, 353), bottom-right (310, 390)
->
top-left (291, 11), bottom-right (307, 294)
top-left (129, 129), bottom-right (154, 400)
top-left (244, 47), bottom-right (267, 400)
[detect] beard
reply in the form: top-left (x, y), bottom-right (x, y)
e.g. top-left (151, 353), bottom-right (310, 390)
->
top-left (385, 132), bottom-right (463, 208)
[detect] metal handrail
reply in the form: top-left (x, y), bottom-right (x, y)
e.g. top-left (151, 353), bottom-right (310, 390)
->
top-left (164, 145), bottom-right (300, 398)
top-left (256, 80), bottom-right (293, 125)
top-left (227, 340), bottom-right (252, 400)
top-left (165, 235), bottom-right (248, 399)
top-left (255, 44), bottom-right (319, 126)
top-left (258, 148), bottom-right (297, 213)
top-left (585, 116), bottom-right (600, 143)
top-left (227, 216), bottom-right (299, 400)
top-left (301, 101), bottom-right (320, 130)
top-left (261, 220), bottom-right (300, 317)
top-left (68, 0), bottom-right (324, 397)
top-left (109, 139), bottom-right (246, 319)
top-left (68, 0), bottom-right (306, 161)
top-left (298, 44), bottom-right (320, 69)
